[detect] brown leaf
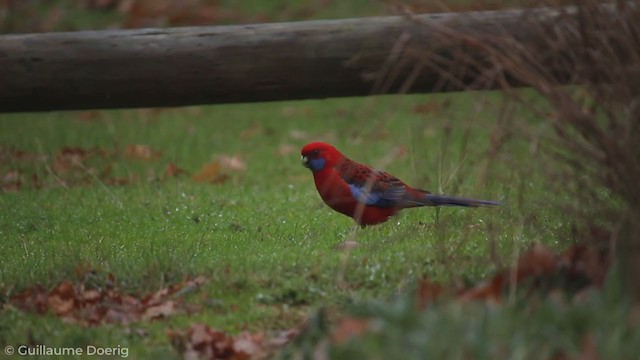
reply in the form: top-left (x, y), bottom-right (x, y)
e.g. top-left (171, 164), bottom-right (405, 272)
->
top-left (416, 278), bottom-right (445, 309)
top-left (166, 162), bottom-right (187, 177)
top-left (192, 161), bottom-right (227, 183)
top-left (143, 300), bottom-right (179, 320)
top-left (125, 144), bottom-right (161, 160)
top-left (10, 285), bottom-right (49, 314)
top-left (48, 282), bottom-right (77, 316)
top-left (460, 242), bottom-right (612, 303)
top-left (171, 323), bottom-right (278, 360)
top-left (459, 243), bottom-right (558, 302)
top-left (144, 286), bottom-right (171, 306)
top-left (0, 146), bottom-right (45, 163)
top-left (189, 324), bottom-right (235, 359)
top-left (458, 272), bottom-right (506, 303)
top-left (173, 276), bottom-right (207, 298)
top-left (53, 147), bottom-right (88, 174)
top-left (11, 275), bottom-right (207, 326)
top-left (331, 318), bottom-right (371, 345)
top-left (104, 307), bottom-right (136, 325)
top-left (240, 123), bottom-right (263, 139)
top-left (2, 170), bottom-right (21, 192)
top-left (192, 155), bottom-right (245, 184)
top-left (105, 177), bottom-right (132, 186)
top-left (81, 289), bottom-right (103, 304)
top-left (218, 155), bottom-right (247, 172)
top-left (514, 243), bottom-right (558, 279)
top-left (413, 100), bottom-right (442, 115)
top-left (233, 332), bottom-right (266, 359)
top-left (268, 328), bottom-right (299, 347)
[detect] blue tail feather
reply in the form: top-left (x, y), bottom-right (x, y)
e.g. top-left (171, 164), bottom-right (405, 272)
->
top-left (424, 194), bottom-right (502, 207)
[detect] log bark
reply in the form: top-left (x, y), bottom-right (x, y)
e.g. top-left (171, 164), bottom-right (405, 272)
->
top-left (0, 8), bottom-right (573, 112)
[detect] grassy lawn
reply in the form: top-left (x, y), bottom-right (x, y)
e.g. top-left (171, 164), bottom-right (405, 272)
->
top-left (0, 92), bottom-right (574, 358)
top-left (3, 1), bottom-right (638, 359)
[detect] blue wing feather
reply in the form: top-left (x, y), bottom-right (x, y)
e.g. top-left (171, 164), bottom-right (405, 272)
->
top-left (348, 184), bottom-right (402, 207)
top-left (339, 158), bottom-right (414, 208)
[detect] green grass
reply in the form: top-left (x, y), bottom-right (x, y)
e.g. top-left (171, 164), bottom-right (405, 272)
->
top-left (0, 93), bottom-right (572, 357)
top-left (1, 1), bottom-right (636, 358)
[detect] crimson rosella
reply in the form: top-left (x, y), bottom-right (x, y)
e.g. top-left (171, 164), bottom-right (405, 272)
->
top-left (301, 142), bottom-right (501, 226)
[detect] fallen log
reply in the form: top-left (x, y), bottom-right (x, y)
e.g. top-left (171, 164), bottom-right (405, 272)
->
top-left (0, 8), bottom-right (579, 112)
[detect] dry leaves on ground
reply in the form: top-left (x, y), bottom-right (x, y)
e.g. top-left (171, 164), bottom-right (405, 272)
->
top-left (192, 154), bottom-right (246, 184)
top-left (125, 144), bottom-right (162, 161)
top-left (9, 275), bottom-right (206, 326)
top-left (169, 323), bottom-right (299, 360)
top-left (1, 144), bottom-right (247, 192)
top-left (458, 243), bottom-right (610, 303)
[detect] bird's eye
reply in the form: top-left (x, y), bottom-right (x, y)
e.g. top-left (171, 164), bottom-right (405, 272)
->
top-left (311, 150), bottom-right (321, 156)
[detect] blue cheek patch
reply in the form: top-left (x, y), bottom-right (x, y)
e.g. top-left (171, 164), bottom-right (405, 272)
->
top-left (309, 157), bottom-right (326, 171)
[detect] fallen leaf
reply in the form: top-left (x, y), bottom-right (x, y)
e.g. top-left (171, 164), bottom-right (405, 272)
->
top-left (240, 122), bottom-right (263, 139)
top-left (173, 276), bottom-right (207, 298)
top-left (413, 100), bottom-right (442, 115)
top-left (143, 300), bottom-right (178, 320)
top-left (514, 242), bottom-right (558, 279)
top-left (81, 289), bottom-right (103, 304)
top-left (193, 155), bottom-right (245, 184)
top-left (10, 275), bottom-right (207, 326)
top-left (166, 162), bottom-right (187, 177)
top-left (125, 144), bottom-right (161, 160)
top-left (53, 147), bottom-right (89, 174)
top-left (458, 272), bottom-right (506, 303)
top-left (268, 328), bottom-right (299, 347)
top-left (48, 282), bottom-right (76, 316)
top-left (2, 170), bottom-right (21, 192)
top-left (458, 242), bottom-right (610, 303)
top-left (192, 161), bottom-right (228, 183)
top-left (170, 323), bottom-right (285, 360)
top-left (9, 285), bottom-right (49, 314)
top-left (233, 332), bottom-right (267, 359)
top-left (416, 278), bottom-right (445, 309)
top-left (330, 318), bottom-right (371, 345)
top-left (105, 177), bottom-right (132, 186)
top-left (218, 154), bottom-right (247, 172)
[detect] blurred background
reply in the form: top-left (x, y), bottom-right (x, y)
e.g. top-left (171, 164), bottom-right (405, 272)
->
top-left (0, 0), bottom-right (519, 34)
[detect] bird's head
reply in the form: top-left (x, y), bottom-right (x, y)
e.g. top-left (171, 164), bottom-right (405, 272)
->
top-left (301, 142), bottom-right (342, 172)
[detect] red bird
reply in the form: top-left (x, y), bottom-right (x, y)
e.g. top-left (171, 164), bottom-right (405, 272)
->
top-left (301, 142), bottom-right (501, 226)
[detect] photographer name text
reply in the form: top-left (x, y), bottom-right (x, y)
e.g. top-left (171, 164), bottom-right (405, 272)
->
top-left (5, 344), bottom-right (129, 358)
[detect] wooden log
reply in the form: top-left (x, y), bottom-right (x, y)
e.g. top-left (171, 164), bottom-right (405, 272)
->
top-left (0, 8), bottom-right (573, 112)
